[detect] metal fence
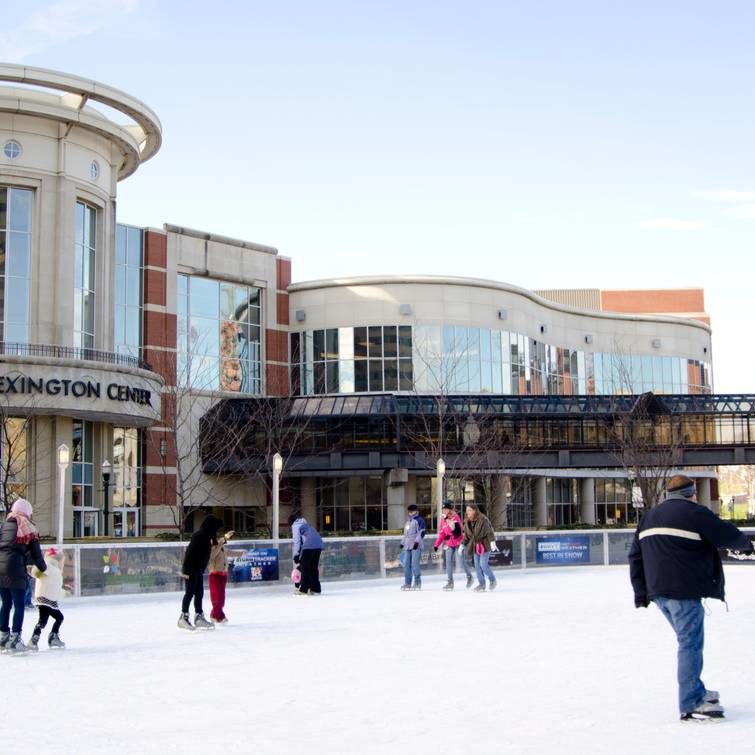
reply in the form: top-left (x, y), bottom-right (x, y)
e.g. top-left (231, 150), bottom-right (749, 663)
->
top-left (0, 341), bottom-right (151, 371)
top-left (52, 528), bottom-right (755, 598)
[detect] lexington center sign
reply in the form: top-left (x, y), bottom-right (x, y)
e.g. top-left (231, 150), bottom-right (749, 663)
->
top-left (0, 361), bottom-right (163, 427)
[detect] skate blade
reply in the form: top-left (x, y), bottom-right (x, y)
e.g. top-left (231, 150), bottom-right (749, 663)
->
top-left (680, 713), bottom-right (725, 723)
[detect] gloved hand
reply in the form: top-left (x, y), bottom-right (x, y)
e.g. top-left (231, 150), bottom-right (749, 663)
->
top-left (412, 543), bottom-right (419, 550)
top-left (293, 555), bottom-right (300, 565)
top-left (635, 596), bottom-right (649, 608)
top-left (490, 541), bottom-right (499, 552)
top-left (433, 546), bottom-right (439, 553)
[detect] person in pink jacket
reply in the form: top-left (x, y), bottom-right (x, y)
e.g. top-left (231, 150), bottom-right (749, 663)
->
top-left (433, 502), bottom-right (471, 590)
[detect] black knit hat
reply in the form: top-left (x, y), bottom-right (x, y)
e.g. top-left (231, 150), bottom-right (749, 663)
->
top-left (442, 501), bottom-right (455, 510)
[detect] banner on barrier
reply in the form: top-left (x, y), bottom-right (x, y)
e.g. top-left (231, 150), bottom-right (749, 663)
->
top-left (535, 535), bottom-right (590, 565)
top-left (229, 548), bottom-right (280, 582)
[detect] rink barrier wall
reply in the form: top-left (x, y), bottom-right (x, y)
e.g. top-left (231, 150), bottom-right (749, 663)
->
top-left (55, 528), bottom-right (755, 598)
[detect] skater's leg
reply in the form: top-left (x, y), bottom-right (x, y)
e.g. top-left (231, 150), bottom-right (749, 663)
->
top-left (308, 549), bottom-right (322, 593)
top-left (445, 547), bottom-right (456, 583)
top-left (473, 553), bottom-right (485, 586)
top-left (402, 548), bottom-right (412, 587)
top-left (479, 551), bottom-right (496, 584)
top-left (9, 588), bottom-right (25, 633)
top-left (192, 572), bottom-right (205, 616)
top-left (218, 573), bottom-right (227, 618)
top-left (654, 597), bottom-right (706, 715)
top-left (299, 549), bottom-right (316, 593)
top-left (181, 573), bottom-right (195, 615)
top-left (49, 609), bottom-right (64, 635)
top-left (0, 587), bottom-right (11, 632)
top-left (411, 548), bottom-right (422, 587)
top-left (208, 573), bottom-right (220, 619)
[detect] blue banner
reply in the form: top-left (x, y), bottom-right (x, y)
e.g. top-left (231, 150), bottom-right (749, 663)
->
top-left (229, 548), bottom-right (279, 582)
top-left (535, 535), bottom-right (590, 565)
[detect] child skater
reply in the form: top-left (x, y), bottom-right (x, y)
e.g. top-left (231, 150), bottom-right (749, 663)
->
top-left (29, 547), bottom-right (66, 650)
top-left (208, 528), bottom-right (234, 624)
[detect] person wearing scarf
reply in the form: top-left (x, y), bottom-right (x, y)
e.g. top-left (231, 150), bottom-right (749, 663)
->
top-left (0, 498), bottom-right (47, 653)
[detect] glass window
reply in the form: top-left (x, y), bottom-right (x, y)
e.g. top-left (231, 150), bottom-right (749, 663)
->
top-left (354, 327), bottom-right (368, 358)
top-left (384, 326), bottom-right (397, 358)
top-left (0, 187), bottom-right (33, 343)
top-left (368, 326), bottom-right (383, 358)
top-left (74, 201), bottom-right (96, 349)
top-left (178, 274), bottom-right (263, 393)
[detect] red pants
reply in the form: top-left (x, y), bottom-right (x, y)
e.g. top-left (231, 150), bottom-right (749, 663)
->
top-left (208, 572), bottom-right (228, 621)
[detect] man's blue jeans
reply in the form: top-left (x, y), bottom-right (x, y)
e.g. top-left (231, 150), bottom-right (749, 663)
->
top-left (473, 551), bottom-right (497, 586)
top-left (403, 547), bottom-right (422, 586)
top-left (653, 597), bottom-right (706, 714)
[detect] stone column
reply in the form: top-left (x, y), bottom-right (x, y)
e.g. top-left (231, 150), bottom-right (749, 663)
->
top-left (300, 477), bottom-right (317, 523)
top-left (579, 477), bottom-right (596, 525)
top-left (696, 477), bottom-right (712, 511)
top-left (534, 476), bottom-right (547, 527)
top-left (386, 476), bottom-right (407, 530)
top-left (491, 475), bottom-right (508, 528)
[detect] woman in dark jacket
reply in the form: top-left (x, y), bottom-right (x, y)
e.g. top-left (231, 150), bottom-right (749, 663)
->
top-left (177, 514), bottom-right (222, 631)
top-left (0, 498), bottom-right (46, 653)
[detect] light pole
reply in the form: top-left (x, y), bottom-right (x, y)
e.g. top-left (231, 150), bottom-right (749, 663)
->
top-left (436, 457), bottom-right (445, 530)
top-left (101, 459), bottom-right (112, 537)
top-left (56, 443), bottom-right (69, 546)
top-left (272, 452), bottom-right (283, 547)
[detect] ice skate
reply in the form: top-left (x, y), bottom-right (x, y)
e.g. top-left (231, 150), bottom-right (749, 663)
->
top-left (0, 630), bottom-right (9, 650)
top-left (48, 632), bottom-right (66, 649)
top-left (6, 632), bottom-right (28, 654)
top-left (442, 581), bottom-right (454, 591)
top-left (412, 583), bottom-right (422, 591)
top-left (400, 584), bottom-right (412, 591)
top-left (473, 584), bottom-right (486, 592)
top-left (489, 580), bottom-right (498, 591)
top-left (211, 616), bottom-right (228, 623)
top-left (466, 575), bottom-right (473, 589)
top-left (193, 613), bottom-right (214, 629)
top-left (704, 690), bottom-right (720, 704)
top-left (29, 629), bottom-right (41, 652)
top-left (680, 701), bottom-right (724, 722)
top-left (177, 612), bottom-right (195, 630)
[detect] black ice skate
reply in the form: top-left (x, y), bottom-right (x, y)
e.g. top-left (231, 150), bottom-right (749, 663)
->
top-left (680, 701), bottom-right (725, 722)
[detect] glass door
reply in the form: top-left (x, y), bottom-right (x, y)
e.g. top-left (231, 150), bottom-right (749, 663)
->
top-left (113, 508), bottom-right (139, 537)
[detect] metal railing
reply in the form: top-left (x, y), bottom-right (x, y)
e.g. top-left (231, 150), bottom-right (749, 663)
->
top-left (0, 341), bottom-right (153, 372)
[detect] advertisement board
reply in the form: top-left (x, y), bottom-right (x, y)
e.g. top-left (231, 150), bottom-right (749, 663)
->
top-left (229, 548), bottom-right (279, 582)
top-left (488, 538), bottom-right (514, 567)
top-left (535, 535), bottom-right (591, 565)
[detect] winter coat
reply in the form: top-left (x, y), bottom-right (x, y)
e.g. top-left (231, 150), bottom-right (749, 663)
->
top-left (181, 515), bottom-right (223, 575)
top-left (434, 512), bottom-right (463, 549)
top-left (463, 513), bottom-right (495, 558)
top-left (209, 536), bottom-right (230, 574)
top-left (629, 494), bottom-right (754, 605)
top-left (401, 514), bottom-right (426, 551)
top-left (32, 554), bottom-right (65, 608)
top-left (291, 518), bottom-right (323, 558)
top-left (0, 519), bottom-right (46, 590)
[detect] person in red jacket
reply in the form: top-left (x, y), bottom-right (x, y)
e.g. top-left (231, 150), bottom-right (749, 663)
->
top-left (433, 502), bottom-right (468, 590)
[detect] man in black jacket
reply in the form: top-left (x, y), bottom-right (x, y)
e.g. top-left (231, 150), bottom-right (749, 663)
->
top-left (629, 474), bottom-right (754, 721)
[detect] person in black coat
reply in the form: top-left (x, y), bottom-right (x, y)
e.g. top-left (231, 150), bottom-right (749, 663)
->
top-left (0, 498), bottom-right (47, 653)
top-left (629, 474), bottom-right (754, 721)
top-left (177, 514), bottom-right (222, 630)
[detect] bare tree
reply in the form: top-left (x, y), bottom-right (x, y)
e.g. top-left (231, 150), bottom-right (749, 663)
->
top-left (0, 409), bottom-right (33, 513)
top-left (397, 326), bottom-right (528, 527)
top-left (601, 348), bottom-right (684, 508)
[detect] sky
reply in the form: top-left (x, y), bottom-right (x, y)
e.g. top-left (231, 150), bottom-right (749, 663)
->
top-left (1, 0), bottom-right (753, 392)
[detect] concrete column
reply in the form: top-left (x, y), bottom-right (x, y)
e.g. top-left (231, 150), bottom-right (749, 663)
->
top-left (300, 477), bottom-right (317, 523)
top-left (579, 477), bottom-right (596, 525)
top-left (386, 478), bottom-right (407, 530)
top-left (491, 474), bottom-right (507, 528)
top-left (534, 476), bottom-right (547, 527)
top-left (696, 477), bottom-right (712, 511)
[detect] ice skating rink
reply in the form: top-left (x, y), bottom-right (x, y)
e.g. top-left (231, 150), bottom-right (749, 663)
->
top-left (9, 565), bottom-right (755, 754)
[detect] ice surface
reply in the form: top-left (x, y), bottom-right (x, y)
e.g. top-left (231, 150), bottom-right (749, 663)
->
top-left (8, 565), bottom-right (755, 754)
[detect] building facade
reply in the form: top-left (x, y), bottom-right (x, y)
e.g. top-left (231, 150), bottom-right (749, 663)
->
top-left (1, 66), bottom-right (718, 538)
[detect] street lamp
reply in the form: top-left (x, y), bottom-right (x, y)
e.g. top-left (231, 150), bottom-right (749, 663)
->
top-left (272, 452), bottom-right (283, 546)
top-left (436, 457), bottom-right (446, 529)
top-left (56, 443), bottom-right (69, 546)
top-left (101, 459), bottom-right (112, 537)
